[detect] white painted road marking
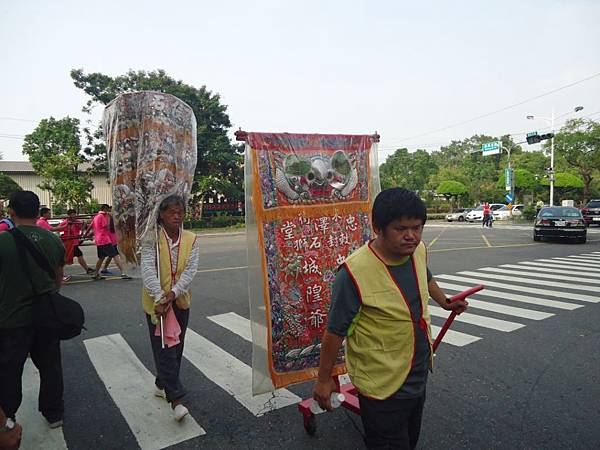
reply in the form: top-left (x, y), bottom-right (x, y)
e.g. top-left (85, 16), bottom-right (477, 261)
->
top-left (208, 312), bottom-right (253, 342)
top-left (543, 258), bottom-right (599, 268)
top-left (183, 329), bottom-right (300, 417)
top-left (501, 264), bottom-right (600, 278)
top-left (430, 325), bottom-right (481, 347)
top-left (434, 295), bottom-right (553, 320)
top-left (477, 267), bottom-right (600, 285)
top-left (520, 260), bottom-right (600, 273)
top-left (19, 359), bottom-right (68, 450)
top-left (437, 281), bottom-right (582, 310)
top-left (84, 334), bottom-right (205, 450)
top-left (428, 305), bottom-right (524, 332)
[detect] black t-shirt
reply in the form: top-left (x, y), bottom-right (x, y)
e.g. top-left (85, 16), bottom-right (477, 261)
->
top-left (327, 257), bottom-right (432, 398)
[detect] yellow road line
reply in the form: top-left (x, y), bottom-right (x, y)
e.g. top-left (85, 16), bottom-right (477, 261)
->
top-left (430, 243), bottom-right (539, 253)
top-left (197, 266), bottom-right (248, 274)
top-left (480, 233), bottom-right (492, 247)
top-left (427, 229), bottom-right (445, 249)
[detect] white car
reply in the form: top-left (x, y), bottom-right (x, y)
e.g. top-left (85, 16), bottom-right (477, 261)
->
top-left (492, 206), bottom-right (512, 220)
top-left (466, 204), bottom-right (504, 222)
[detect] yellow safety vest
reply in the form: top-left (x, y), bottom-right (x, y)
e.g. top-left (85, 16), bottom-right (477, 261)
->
top-left (142, 228), bottom-right (197, 316)
top-left (343, 241), bottom-right (433, 399)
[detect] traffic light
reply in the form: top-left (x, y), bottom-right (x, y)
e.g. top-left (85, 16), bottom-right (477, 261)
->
top-left (526, 132), bottom-right (554, 145)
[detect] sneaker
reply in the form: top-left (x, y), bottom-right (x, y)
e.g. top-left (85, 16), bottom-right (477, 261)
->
top-left (48, 419), bottom-right (63, 429)
top-left (92, 274), bottom-right (105, 280)
top-left (100, 269), bottom-right (113, 275)
top-left (86, 268), bottom-right (95, 275)
top-left (62, 275), bottom-right (72, 282)
top-left (173, 404), bottom-right (188, 422)
top-left (154, 385), bottom-right (166, 399)
top-left (121, 274), bottom-right (132, 280)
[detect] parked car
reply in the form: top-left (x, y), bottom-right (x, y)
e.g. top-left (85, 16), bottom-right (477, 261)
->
top-left (582, 199), bottom-right (600, 227)
top-left (445, 208), bottom-right (472, 222)
top-left (492, 204), bottom-right (525, 220)
top-left (512, 204), bottom-right (525, 216)
top-left (533, 206), bottom-right (586, 243)
top-left (466, 204), bottom-right (504, 222)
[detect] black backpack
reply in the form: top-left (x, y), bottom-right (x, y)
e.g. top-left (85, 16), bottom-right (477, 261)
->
top-left (8, 227), bottom-right (86, 340)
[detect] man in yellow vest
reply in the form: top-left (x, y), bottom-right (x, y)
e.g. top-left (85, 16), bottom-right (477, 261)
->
top-left (141, 195), bottom-right (200, 421)
top-left (313, 188), bottom-right (468, 449)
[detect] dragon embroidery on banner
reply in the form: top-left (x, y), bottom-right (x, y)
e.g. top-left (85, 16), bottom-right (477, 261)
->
top-left (273, 150), bottom-right (358, 203)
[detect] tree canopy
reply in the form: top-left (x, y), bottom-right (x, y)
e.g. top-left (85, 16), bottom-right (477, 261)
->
top-left (22, 117), bottom-right (93, 207)
top-left (0, 172), bottom-right (22, 200)
top-left (70, 69), bottom-right (243, 205)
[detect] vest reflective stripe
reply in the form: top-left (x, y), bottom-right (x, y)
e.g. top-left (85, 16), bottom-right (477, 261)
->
top-left (142, 229), bottom-right (196, 316)
top-left (343, 241), bottom-right (432, 399)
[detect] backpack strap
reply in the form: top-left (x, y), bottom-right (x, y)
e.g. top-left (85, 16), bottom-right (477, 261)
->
top-left (8, 228), bottom-right (57, 281)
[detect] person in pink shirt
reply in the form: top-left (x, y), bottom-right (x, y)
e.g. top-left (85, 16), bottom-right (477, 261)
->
top-left (59, 209), bottom-right (94, 276)
top-left (100, 207), bottom-right (119, 275)
top-left (90, 204), bottom-right (131, 280)
top-left (36, 208), bottom-right (66, 232)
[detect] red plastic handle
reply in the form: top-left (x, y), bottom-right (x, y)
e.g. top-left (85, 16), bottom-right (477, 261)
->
top-left (432, 284), bottom-right (484, 351)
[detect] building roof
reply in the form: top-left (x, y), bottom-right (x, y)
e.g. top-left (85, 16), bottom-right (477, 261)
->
top-left (0, 160), bottom-right (99, 173)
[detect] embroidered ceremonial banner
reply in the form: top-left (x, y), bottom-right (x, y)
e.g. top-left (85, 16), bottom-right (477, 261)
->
top-left (244, 132), bottom-right (381, 393)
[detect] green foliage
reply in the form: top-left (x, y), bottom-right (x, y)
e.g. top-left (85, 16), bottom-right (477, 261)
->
top-left (522, 204), bottom-right (537, 221)
top-left (22, 117), bottom-right (93, 207)
top-left (70, 69), bottom-right (243, 207)
top-left (380, 148), bottom-right (437, 191)
top-left (0, 172), bottom-right (22, 199)
top-left (539, 172), bottom-right (584, 189)
top-left (552, 118), bottom-right (600, 202)
top-left (437, 180), bottom-right (468, 197)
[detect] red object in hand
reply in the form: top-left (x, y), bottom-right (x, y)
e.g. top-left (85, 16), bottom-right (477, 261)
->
top-left (432, 284), bottom-right (484, 352)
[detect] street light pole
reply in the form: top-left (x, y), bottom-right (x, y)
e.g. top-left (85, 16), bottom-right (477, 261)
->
top-left (550, 108), bottom-right (555, 206)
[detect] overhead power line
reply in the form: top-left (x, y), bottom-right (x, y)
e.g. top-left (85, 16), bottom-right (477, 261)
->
top-left (388, 71), bottom-right (600, 145)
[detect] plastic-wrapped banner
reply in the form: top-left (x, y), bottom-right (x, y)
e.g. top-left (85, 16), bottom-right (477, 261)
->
top-left (103, 91), bottom-right (197, 263)
top-left (245, 132), bottom-right (380, 394)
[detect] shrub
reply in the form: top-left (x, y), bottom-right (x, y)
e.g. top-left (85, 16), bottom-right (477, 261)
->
top-left (522, 205), bottom-right (537, 221)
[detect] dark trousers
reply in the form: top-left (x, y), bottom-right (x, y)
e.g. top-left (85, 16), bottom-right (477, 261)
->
top-left (146, 305), bottom-right (189, 403)
top-left (0, 327), bottom-right (64, 422)
top-left (358, 391), bottom-right (426, 450)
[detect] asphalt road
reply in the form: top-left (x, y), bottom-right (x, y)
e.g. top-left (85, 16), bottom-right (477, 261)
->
top-left (18, 223), bottom-right (600, 450)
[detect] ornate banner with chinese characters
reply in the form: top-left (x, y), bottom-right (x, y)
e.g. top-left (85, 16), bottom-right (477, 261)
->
top-left (242, 132), bottom-right (381, 393)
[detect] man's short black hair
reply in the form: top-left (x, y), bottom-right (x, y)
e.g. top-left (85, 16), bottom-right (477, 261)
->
top-left (9, 191), bottom-right (40, 219)
top-left (372, 188), bottom-right (427, 231)
top-left (67, 209), bottom-right (77, 215)
top-left (100, 204), bottom-right (110, 212)
top-left (40, 207), bottom-right (51, 216)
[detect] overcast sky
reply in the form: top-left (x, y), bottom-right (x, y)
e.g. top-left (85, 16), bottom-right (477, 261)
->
top-left (1, 0), bottom-right (599, 163)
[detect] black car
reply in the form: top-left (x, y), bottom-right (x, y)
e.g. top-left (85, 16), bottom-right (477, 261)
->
top-left (533, 206), bottom-right (586, 243)
top-left (582, 199), bottom-right (600, 227)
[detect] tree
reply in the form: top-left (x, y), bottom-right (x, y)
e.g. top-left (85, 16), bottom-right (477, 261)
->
top-left (0, 172), bottom-right (22, 200)
top-left (436, 180), bottom-right (468, 210)
top-left (497, 168), bottom-right (537, 203)
top-left (540, 172), bottom-right (584, 202)
top-left (22, 117), bottom-right (93, 208)
top-left (380, 148), bottom-right (437, 192)
top-left (70, 69), bottom-right (244, 211)
top-left (552, 118), bottom-right (600, 203)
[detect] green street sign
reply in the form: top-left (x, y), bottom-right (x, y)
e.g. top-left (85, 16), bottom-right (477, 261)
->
top-left (481, 140), bottom-right (501, 156)
top-left (505, 167), bottom-right (513, 191)
top-left (527, 131), bottom-right (538, 138)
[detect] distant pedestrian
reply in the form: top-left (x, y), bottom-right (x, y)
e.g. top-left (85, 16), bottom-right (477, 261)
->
top-left (0, 191), bottom-right (66, 431)
top-left (101, 208), bottom-right (118, 275)
top-left (90, 205), bottom-right (131, 280)
top-left (59, 209), bottom-right (94, 276)
top-left (141, 195), bottom-right (200, 422)
top-left (482, 202), bottom-right (492, 228)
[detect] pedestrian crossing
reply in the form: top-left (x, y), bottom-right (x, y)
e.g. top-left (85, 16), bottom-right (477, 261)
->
top-left (18, 251), bottom-right (600, 449)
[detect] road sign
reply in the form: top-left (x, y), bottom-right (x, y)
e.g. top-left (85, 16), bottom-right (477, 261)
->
top-left (481, 140), bottom-right (501, 156)
top-left (505, 193), bottom-right (514, 203)
top-left (505, 168), bottom-right (513, 192)
top-left (526, 131), bottom-right (538, 138)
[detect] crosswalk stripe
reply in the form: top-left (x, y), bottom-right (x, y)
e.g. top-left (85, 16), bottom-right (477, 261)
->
top-left (430, 325), bottom-right (480, 347)
top-left (433, 296), bottom-right (553, 320)
top-left (563, 256), bottom-right (600, 263)
top-left (578, 254), bottom-right (600, 259)
top-left (544, 258), bottom-right (599, 268)
top-left (456, 271), bottom-right (600, 299)
top-left (208, 312), bottom-right (253, 342)
top-left (437, 282), bottom-right (580, 310)
top-left (436, 274), bottom-right (597, 303)
top-left (19, 359), bottom-right (68, 450)
top-left (525, 260), bottom-right (600, 272)
top-left (501, 264), bottom-right (600, 278)
top-left (428, 305), bottom-right (524, 332)
top-left (183, 329), bottom-right (301, 417)
top-left (84, 334), bottom-right (206, 449)
top-left (477, 267), bottom-right (600, 285)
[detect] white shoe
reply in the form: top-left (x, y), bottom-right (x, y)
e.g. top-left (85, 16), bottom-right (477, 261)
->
top-left (154, 386), bottom-right (166, 399)
top-left (173, 404), bottom-right (189, 421)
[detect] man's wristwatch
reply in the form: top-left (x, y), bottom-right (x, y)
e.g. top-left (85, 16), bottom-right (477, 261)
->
top-left (0, 418), bottom-right (15, 433)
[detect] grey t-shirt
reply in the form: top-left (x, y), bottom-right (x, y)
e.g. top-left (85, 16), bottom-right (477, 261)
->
top-left (327, 258), bottom-right (432, 399)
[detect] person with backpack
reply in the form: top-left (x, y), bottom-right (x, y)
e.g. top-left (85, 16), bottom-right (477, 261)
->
top-left (0, 191), bottom-right (66, 430)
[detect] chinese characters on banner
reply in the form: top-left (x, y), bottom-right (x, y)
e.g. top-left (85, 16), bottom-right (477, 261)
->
top-left (245, 132), bottom-right (379, 390)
